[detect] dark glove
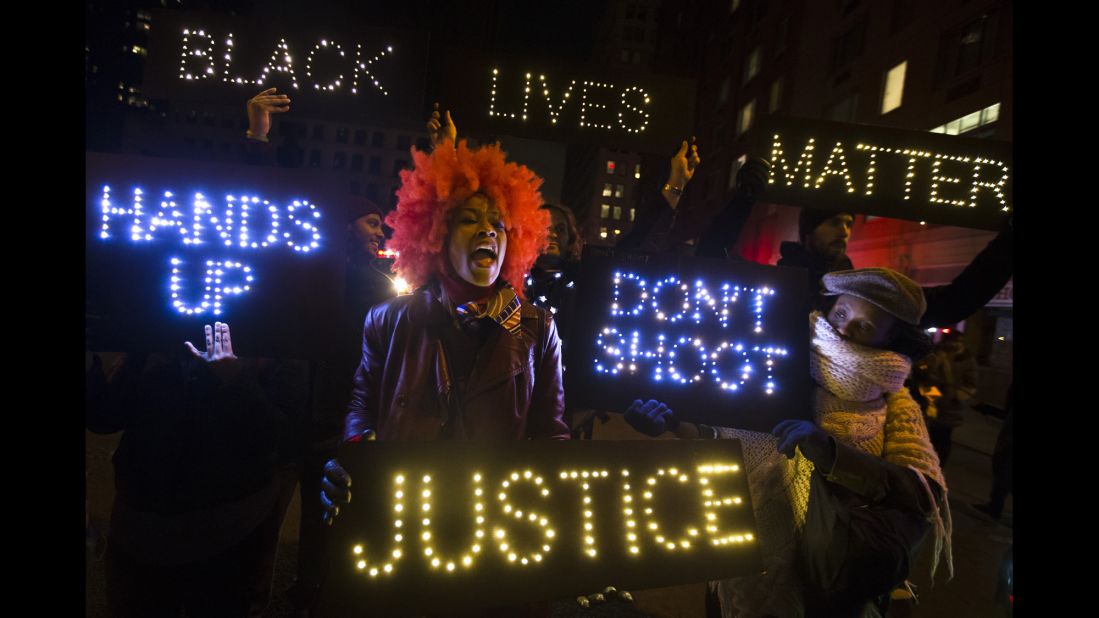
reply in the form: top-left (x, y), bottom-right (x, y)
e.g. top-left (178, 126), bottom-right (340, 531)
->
top-left (735, 157), bottom-right (771, 200)
top-left (321, 458), bottom-right (352, 526)
top-left (772, 420), bottom-right (835, 470)
top-left (624, 399), bottom-right (678, 437)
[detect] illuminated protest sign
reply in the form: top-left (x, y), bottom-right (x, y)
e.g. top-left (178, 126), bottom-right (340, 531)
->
top-left (750, 116), bottom-right (1012, 230)
top-left (318, 439), bottom-right (760, 616)
top-left (86, 152), bottom-right (351, 359)
top-left (565, 247), bottom-right (811, 431)
top-left (142, 10), bottom-right (429, 121)
top-left (432, 47), bottom-right (697, 153)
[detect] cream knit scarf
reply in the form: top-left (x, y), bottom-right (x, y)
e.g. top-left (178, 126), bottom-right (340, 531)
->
top-left (790, 312), bottom-right (953, 580)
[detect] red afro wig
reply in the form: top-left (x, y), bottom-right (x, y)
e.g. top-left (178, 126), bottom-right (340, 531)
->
top-left (385, 139), bottom-right (549, 299)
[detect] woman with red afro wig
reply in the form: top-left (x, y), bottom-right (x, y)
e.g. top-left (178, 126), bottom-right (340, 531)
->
top-left (322, 139), bottom-right (570, 526)
top-left (384, 138), bottom-right (551, 299)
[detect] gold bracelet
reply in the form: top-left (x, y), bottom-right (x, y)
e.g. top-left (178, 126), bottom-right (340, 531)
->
top-left (663, 183), bottom-right (683, 196)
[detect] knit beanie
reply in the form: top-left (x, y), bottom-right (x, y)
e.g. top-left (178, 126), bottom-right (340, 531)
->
top-left (798, 207), bottom-right (852, 239)
top-left (347, 196), bottom-right (383, 223)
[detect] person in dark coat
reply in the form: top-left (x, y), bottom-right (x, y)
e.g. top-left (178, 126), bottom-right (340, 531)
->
top-left (321, 136), bottom-right (569, 520)
top-left (691, 154), bottom-right (1014, 328)
top-left (975, 383), bottom-right (1013, 521)
top-left (86, 323), bottom-right (306, 618)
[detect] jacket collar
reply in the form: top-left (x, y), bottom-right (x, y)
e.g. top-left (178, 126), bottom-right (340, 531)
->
top-left (423, 281), bottom-right (530, 402)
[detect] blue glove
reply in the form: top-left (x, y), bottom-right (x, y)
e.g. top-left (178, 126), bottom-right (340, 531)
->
top-left (624, 399), bottom-right (678, 437)
top-left (771, 420), bottom-right (835, 469)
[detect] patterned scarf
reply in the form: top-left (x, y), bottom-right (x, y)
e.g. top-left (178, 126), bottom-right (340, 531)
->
top-left (454, 284), bottom-right (523, 338)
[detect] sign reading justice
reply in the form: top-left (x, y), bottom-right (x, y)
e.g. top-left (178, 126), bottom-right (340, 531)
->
top-left (751, 116), bottom-right (1012, 230)
top-left (318, 440), bottom-right (759, 616)
top-left (565, 247), bottom-right (811, 432)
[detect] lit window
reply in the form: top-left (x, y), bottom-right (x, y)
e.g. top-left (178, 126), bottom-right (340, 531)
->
top-left (958, 110), bottom-right (981, 133)
top-left (615, 184), bottom-right (624, 198)
top-left (601, 204), bottom-right (610, 218)
top-left (737, 100), bottom-right (755, 135)
top-left (606, 161), bottom-right (616, 174)
top-left (880, 61), bottom-right (907, 114)
top-left (981, 102), bottom-right (1000, 125)
top-left (629, 208), bottom-right (636, 221)
top-left (603, 183), bottom-right (613, 197)
top-left (929, 102), bottom-right (1001, 135)
top-left (744, 48), bottom-right (760, 84)
top-left (614, 228), bottom-right (621, 235)
top-left (634, 164), bottom-right (641, 179)
top-left (613, 206), bottom-right (622, 220)
top-left (600, 227), bottom-right (608, 239)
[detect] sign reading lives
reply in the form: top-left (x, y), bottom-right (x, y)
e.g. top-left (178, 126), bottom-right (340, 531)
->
top-left (431, 47), bottom-right (697, 153)
top-left (750, 116), bottom-right (1012, 230)
top-left (318, 440), bottom-right (760, 616)
top-left (565, 247), bottom-right (811, 432)
top-left (86, 153), bottom-right (349, 359)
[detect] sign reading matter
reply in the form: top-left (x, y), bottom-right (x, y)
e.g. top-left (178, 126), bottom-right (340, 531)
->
top-left (751, 116), bottom-right (1012, 230)
top-left (86, 153), bottom-right (351, 360)
top-left (318, 439), bottom-right (760, 616)
top-left (565, 247), bottom-right (811, 432)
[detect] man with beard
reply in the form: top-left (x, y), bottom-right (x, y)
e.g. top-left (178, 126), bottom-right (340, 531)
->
top-left (778, 208), bottom-right (855, 313)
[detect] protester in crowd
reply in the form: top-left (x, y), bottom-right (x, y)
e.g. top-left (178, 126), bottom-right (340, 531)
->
top-left (86, 323), bottom-right (307, 618)
top-left (975, 383), bottom-right (1012, 521)
top-left (238, 88), bottom-right (404, 616)
top-left (616, 138), bottom-right (700, 255)
top-left (915, 330), bottom-right (978, 466)
top-left (427, 104), bottom-right (594, 438)
top-left (692, 153), bottom-right (1014, 328)
top-left (625, 268), bottom-right (949, 618)
top-left (526, 202), bottom-right (582, 340)
top-left (321, 134), bottom-right (569, 517)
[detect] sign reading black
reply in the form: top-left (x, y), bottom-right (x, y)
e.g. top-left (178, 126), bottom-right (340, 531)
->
top-left (749, 116), bottom-right (1012, 230)
top-left (86, 152), bottom-right (358, 360)
top-left (318, 439), bottom-right (760, 616)
top-left (142, 10), bottom-right (429, 123)
top-left (565, 247), bottom-right (811, 431)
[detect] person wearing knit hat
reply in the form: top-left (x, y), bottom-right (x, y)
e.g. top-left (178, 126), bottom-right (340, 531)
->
top-left (625, 267), bottom-right (949, 617)
top-left (778, 208), bottom-right (855, 312)
top-left (344, 196), bottom-right (396, 329)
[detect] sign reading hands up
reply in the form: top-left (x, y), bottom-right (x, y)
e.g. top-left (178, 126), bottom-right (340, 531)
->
top-left (86, 153), bottom-right (347, 360)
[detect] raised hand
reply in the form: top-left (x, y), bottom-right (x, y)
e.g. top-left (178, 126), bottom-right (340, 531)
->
top-left (184, 322), bottom-right (242, 383)
top-left (734, 156), bottom-right (771, 200)
top-left (426, 102), bottom-right (457, 148)
top-left (247, 87), bottom-right (291, 140)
